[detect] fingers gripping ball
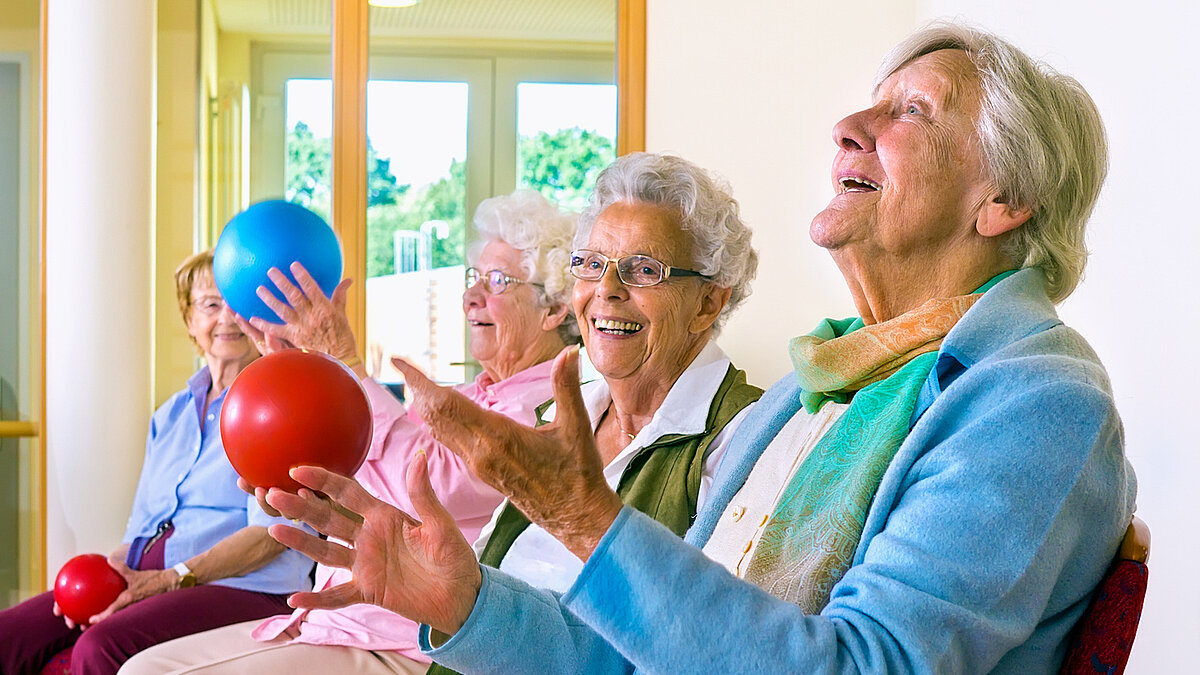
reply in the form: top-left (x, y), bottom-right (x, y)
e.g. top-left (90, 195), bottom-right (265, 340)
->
top-left (54, 554), bottom-right (127, 626)
top-left (221, 349), bottom-right (373, 491)
top-left (213, 200), bottom-right (343, 323)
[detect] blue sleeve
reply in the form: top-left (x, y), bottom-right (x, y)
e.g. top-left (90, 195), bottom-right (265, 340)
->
top-left (556, 380), bottom-right (1132, 674)
top-left (420, 564), bottom-right (632, 674)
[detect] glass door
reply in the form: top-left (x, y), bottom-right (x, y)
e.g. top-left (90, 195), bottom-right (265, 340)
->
top-left (361, 78), bottom-right (473, 385)
top-left (0, 58), bottom-right (23, 606)
top-left (260, 51), bottom-right (491, 386)
top-left (515, 81), bottom-right (616, 212)
top-left (258, 49), bottom-right (618, 389)
top-left (0, 0), bottom-right (44, 604)
top-left (495, 56), bottom-right (616, 211)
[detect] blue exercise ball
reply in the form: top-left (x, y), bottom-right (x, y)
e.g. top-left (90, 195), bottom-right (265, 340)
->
top-left (213, 200), bottom-right (343, 323)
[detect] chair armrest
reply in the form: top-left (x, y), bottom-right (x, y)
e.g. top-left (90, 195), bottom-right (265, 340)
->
top-left (1118, 515), bottom-right (1150, 564)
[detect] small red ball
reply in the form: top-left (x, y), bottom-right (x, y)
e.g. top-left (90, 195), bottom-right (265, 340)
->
top-left (221, 349), bottom-right (372, 491)
top-left (54, 554), bottom-right (127, 626)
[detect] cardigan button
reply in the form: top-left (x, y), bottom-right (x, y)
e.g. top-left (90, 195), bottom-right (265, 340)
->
top-left (731, 505), bottom-right (746, 522)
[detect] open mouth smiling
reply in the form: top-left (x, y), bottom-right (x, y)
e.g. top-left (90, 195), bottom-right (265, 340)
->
top-left (838, 175), bottom-right (883, 194)
top-left (469, 319), bottom-right (494, 327)
top-left (593, 318), bottom-right (644, 336)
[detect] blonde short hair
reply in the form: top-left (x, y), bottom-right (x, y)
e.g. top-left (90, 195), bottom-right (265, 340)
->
top-left (174, 249), bottom-right (215, 324)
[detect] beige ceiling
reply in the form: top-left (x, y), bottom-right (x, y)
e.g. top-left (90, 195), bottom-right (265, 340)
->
top-left (212, 0), bottom-right (616, 44)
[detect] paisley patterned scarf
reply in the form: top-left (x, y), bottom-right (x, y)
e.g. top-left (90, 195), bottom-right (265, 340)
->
top-left (742, 289), bottom-right (990, 613)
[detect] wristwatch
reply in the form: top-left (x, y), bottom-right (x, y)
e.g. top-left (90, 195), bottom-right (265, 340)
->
top-left (172, 561), bottom-right (197, 588)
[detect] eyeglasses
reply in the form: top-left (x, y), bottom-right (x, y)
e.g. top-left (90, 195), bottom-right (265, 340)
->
top-left (190, 296), bottom-right (227, 317)
top-left (568, 249), bottom-right (713, 287)
top-left (465, 267), bottom-right (543, 295)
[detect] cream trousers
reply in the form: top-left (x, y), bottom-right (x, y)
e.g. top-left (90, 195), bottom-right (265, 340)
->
top-left (117, 620), bottom-right (429, 675)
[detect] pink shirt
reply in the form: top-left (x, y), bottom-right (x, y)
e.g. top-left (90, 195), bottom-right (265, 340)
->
top-left (252, 360), bottom-right (556, 660)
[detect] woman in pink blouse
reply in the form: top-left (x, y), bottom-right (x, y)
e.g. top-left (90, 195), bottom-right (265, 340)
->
top-left (118, 190), bottom-right (579, 674)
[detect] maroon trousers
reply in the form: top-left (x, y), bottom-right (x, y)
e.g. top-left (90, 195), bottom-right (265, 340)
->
top-left (0, 585), bottom-right (290, 675)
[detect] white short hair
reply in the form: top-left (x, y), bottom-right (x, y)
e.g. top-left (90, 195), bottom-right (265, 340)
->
top-left (876, 21), bottom-right (1108, 302)
top-left (575, 153), bottom-right (758, 333)
top-left (472, 189), bottom-right (580, 343)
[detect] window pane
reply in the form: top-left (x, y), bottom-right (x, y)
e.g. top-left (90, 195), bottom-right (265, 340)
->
top-left (284, 79), bottom-right (470, 386)
top-left (517, 82), bottom-right (616, 211)
top-left (284, 79), bottom-right (333, 223)
top-left (365, 81), bottom-right (469, 385)
top-left (0, 60), bottom-right (22, 603)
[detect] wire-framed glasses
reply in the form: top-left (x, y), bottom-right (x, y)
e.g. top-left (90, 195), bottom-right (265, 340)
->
top-left (465, 267), bottom-right (543, 295)
top-left (568, 249), bottom-right (712, 287)
top-left (189, 295), bottom-right (227, 317)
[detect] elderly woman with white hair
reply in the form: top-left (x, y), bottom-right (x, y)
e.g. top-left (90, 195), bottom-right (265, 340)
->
top-left (119, 189), bottom-right (579, 674)
top-left (258, 20), bottom-right (1137, 674)
top-left (454, 153), bottom-right (763, 603)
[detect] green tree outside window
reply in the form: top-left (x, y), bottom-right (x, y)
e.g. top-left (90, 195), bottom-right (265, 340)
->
top-left (284, 122), bottom-right (614, 278)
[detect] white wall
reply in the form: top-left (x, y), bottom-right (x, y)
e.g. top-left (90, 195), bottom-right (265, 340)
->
top-left (646, 0), bottom-right (1197, 670)
top-left (647, 2), bottom-right (914, 381)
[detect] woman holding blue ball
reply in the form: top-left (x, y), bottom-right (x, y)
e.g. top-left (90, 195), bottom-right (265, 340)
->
top-left (119, 190), bottom-right (581, 674)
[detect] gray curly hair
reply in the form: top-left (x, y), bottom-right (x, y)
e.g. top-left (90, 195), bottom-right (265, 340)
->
top-left (575, 153), bottom-right (758, 333)
top-left (472, 189), bottom-right (581, 344)
top-left (876, 21), bottom-right (1108, 302)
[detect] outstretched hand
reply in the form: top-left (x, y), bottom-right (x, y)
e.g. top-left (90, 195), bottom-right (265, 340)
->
top-left (238, 262), bottom-right (358, 365)
top-left (393, 346), bottom-right (623, 560)
top-left (266, 452), bottom-right (482, 635)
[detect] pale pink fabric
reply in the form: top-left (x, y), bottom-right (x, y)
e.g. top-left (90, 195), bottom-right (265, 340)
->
top-left (252, 361), bottom-right (556, 662)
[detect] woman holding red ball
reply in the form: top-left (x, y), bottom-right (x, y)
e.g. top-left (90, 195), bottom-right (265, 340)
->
top-left (0, 251), bottom-right (315, 675)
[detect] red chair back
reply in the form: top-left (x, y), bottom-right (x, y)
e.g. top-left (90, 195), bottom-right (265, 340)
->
top-left (37, 647), bottom-right (72, 675)
top-left (1059, 516), bottom-right (1150, 675)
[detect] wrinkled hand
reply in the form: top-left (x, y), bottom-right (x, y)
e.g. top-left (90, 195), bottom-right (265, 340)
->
top-left (233, 316), bottom-right (293, 357)
top-left (51, 600), bottom-right (80, 631)
top-left (241, 475), bottom-right (358, 524)
top-left (239, 476), bottom-right (282, 517)
top-left (266, 453), bottom-right (482, 635)
top-left (88, 562), bottom-right (179, 624)
top-left (245, 262), bottom-right (357, 361)
top-left (393, 346), bottom-right (623, 560)
top-left (106, 544), bottom-right (130, 571)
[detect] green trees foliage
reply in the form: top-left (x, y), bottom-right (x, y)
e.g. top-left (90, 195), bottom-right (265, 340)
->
top-left (285, 122), bottom-right (332, 217)
top-left (285, 121), bottom-right (612, 278)
top-left (285, 121), bottom-right (407, 224)
top-left (366, 159), bottom-right (465, 277)
top-left (519, 127), bottom-right (615, 212)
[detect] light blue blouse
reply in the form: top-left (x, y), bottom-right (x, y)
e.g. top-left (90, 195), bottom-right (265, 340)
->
top-left (122, 366), bottom-right (314, 594)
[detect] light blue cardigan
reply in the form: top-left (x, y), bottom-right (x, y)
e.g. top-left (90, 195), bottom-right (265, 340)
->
top-left (422, 269), bottom-right (1138, 674)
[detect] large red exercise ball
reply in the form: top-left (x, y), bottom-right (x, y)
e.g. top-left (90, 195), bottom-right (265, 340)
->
top-left (54, 554), bottom-right (127, 626)
top-left (213, 200), bottom-right (343, 323)
top-left (221, 349), bottom-right (372, 492)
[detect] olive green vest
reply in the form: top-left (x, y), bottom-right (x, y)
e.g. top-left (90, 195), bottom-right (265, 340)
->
top-left (478, 363), bottom-right (761, 567)
top-left (426, 365), bottom-right (760, 675)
